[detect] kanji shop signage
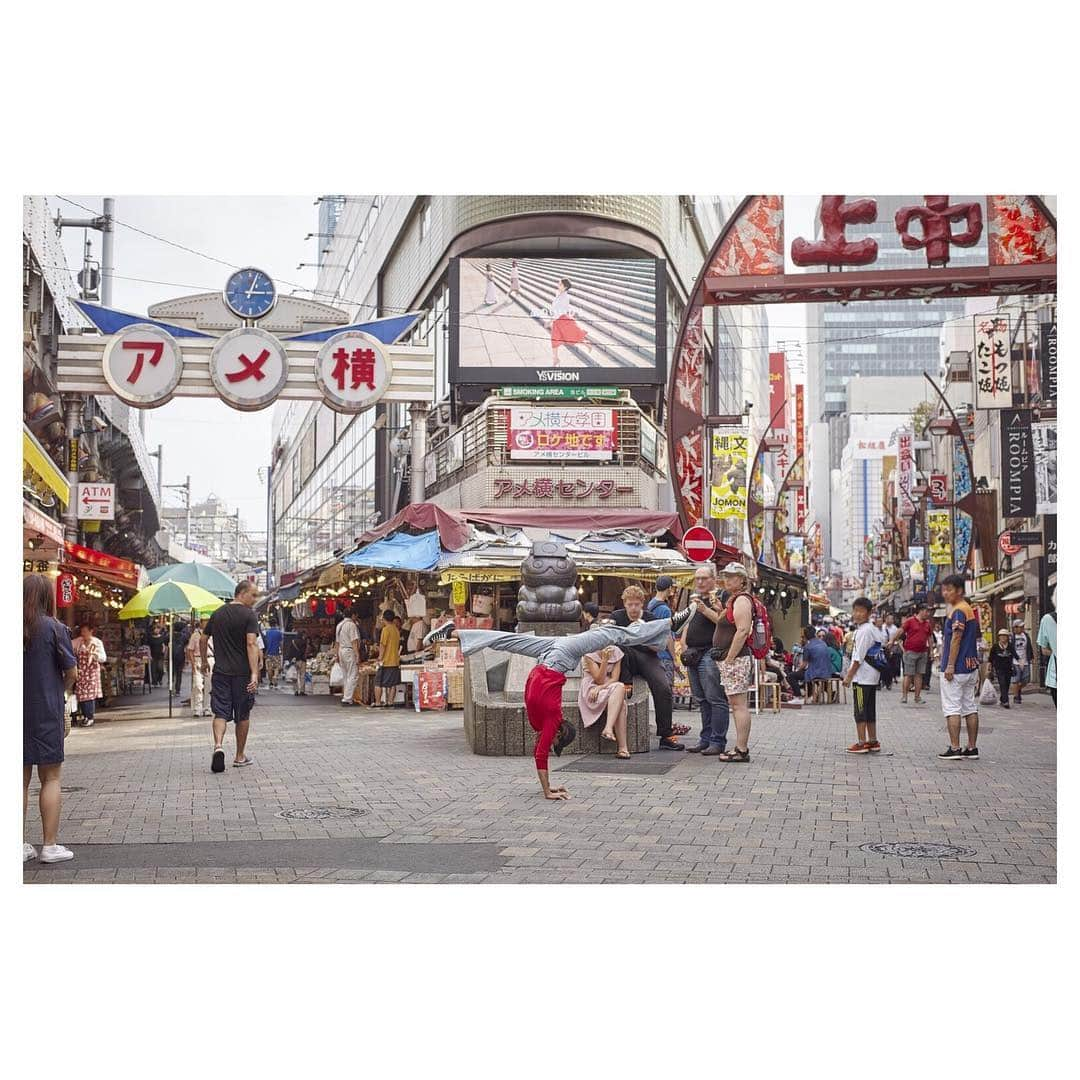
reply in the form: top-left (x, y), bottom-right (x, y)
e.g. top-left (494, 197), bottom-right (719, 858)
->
top-left (102, 324), bottom-right (185, 408)
top-left (768, 352), bottom-right (788, 431)
top-left (1039, 321), bottom-right (1057, 406)
top-left (897, 432), bottom-right (915, 517)
top-left (710, 428), bottom-right (748, 521)
top-left (210, 327), bottom-right (289, 412)
top-left (929, 473), bottom-right (949, 506)
top-left (973, 315), bottom-right (1013, 409)
top-left (508, 407), bottom-right (617, 461)
top-left (794, 384), bottom-right (806, 529)
top-left (77, 482), bottom-right (115, 521)
top-left (492, 475), bottom-right (634, 502)
top-left (315, 331), bottom-right (393, 413)
top-left (56, 572), bottom-right (78, 608)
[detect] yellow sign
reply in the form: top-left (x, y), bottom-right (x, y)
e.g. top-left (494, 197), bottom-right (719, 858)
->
top-left (928, 510), bottom-right (952, 565)
top-left (710, 429), bottom-right (748, 520)
top-left (451, 579), bottom-right (467, 606)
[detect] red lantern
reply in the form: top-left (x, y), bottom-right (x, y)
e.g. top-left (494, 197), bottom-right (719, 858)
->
top-left (56, 573), bottom-right (78, 609)
top-left (325, 599), bottom-right (336, 616)
top-left (309, 598), bottom-right (318, 613)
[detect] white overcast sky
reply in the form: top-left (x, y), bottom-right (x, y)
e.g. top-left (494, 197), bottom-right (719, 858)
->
top-left (56, 195), bottom-right (319, 534)
top-left (53, 195), bottom-right (820, 528)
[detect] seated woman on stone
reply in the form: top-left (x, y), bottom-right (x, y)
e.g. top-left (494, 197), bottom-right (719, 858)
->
top-left (580, 637), bottom-right (630, 759)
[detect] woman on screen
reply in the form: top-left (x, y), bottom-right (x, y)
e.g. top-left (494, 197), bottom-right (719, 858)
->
top-left (548, 278), bottom-right (590, 366)
top-left (508, 259), bottom-right (522, 297)
top-left (483, 263), bottom-right (499, 306)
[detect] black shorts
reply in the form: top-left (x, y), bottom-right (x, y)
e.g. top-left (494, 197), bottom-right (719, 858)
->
top-left (376, 665), bottom-right (401, 688)
top-left (211, 672), bottom-right (255, 723)
top-left (852, 683), bottom-right (877, 725)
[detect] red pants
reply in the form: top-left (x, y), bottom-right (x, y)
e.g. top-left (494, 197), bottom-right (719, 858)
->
top-left (524, 664), bottom-right (567, 770)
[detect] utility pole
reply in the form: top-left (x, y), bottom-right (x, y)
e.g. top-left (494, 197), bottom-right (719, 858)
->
top-left (409, 402), bottom-right (428, 505)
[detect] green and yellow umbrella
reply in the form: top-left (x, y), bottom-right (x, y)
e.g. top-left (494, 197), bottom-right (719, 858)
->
top-left (117, 581), bottom-right (225, 717)
top-left (117, 580), bottom-right (224, 620)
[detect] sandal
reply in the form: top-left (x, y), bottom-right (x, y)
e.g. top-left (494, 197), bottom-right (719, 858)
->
top-left (671, 723), bottom-right (692, 736)
top-left (615, 749), bottom-right (631, 759)
top-left (601, 729), bottom-right (617, 742)
top-left (717, 747), bottom-right (750, 762)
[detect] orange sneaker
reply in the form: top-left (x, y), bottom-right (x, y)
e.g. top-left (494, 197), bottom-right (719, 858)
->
top-left (846, 741), bottom-right (870, 754)
top-left (865, 741), bottom-right (881, 753)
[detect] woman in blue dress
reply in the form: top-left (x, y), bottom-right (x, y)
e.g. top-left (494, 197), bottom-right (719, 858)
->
top-left (23, 573), bottom-right (77, 864)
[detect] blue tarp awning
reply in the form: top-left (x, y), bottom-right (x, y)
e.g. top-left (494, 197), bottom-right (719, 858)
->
top-left (343, 530), bottom-right (441, 572)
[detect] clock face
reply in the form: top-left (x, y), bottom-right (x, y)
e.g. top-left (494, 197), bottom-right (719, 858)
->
top-left (223, 267), bottom-right (276, 320)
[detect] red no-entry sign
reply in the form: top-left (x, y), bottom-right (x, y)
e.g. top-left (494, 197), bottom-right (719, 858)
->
top-left (682, 525), bottom-right (717, 564)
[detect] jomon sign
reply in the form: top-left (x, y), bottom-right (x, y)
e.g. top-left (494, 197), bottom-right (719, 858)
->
top-left (667, 195), bottom-right (1056, 529)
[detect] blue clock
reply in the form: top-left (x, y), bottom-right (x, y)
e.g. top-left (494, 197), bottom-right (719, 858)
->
top-left (223, 267), bottom-right (277, 320)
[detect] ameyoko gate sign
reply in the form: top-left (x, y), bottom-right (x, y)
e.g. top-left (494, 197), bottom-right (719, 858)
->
top-left (57, 273), bottom-right (433, 414)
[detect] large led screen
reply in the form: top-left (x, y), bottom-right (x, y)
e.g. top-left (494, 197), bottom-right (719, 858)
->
top-left (450, 256), bottom-right (665, 385)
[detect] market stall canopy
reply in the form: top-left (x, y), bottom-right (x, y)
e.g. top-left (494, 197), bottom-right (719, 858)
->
top-left (147, 561), bottom-right (237, 599)
top-left (353, 503), bottom-right (685, 554)
top-left (117, 580), bottom-right (224, 620)
top-left (23, 426), bottom-right (69, 508)
top-left (343, 530), bottom-right (441, 572)
top-left (438, 528), bottom-right (697, 585)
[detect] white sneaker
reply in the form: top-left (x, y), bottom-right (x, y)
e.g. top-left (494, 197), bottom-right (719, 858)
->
top-left (39, 844), bottom-right (74, 863)
top-left (23, 843), bottom-right (37, 862)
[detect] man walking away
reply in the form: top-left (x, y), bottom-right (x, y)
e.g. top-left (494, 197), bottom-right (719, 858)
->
top-left (201, 581), bottom-right (260, 772)
top-left (612, 585), bottom-right (685, 749)
top-left (1011, 619), bottom-right (1035, 704)
top-left (679, 564), bottom-right (729, 755)
top-left (842, 598), bottom-right (885, 753)
top-left (186, 619), bottom-right (209, 717)
top-left (894, 602), bottom-right (933, 704)
top-left (937, 574), bottom-right (981, 760)
top-left (335, 611), bottom-right (361, 707)
top-left (1037, 588), bottom-right (1056, 706)
top-left (375, 610), bottom-right (402, 707)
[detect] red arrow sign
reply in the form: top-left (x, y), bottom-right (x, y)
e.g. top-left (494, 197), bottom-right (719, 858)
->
top-left (682, 525), bottom-right (717, 564)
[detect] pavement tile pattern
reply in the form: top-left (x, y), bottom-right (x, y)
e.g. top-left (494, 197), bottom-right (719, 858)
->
top-left (23, 681), bottom-right (1056, 884)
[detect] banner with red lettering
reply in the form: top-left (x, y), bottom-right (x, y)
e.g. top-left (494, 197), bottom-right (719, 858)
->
top-left (508, 407), bottom-right (617, 461)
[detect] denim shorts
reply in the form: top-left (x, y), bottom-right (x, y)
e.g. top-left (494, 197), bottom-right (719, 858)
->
top-left (210, 673), bottom-right (255, 723)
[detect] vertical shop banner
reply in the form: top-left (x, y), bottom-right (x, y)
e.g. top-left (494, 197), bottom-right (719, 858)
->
top-left (952, 439), bottom-right (973, 569)
top-left (897, 431), bottom-right (915, 516)
top-left (1000, 408), bottom-right (1036, 518)
top-left (928, 512), bottom-right (952, 565)
top-left (1039, 320), bottom-right (1057, 406)
top-left (795, 384), bottom-right (806, 529)
top-left (769, 352), bottom-right (788, 431)
top-left (973, 315), bottom-right (1012, 409)
top-left (787, 535), bottom-right (805, 575)
top-left (1031, 421), bottom-right (1057, 515)
top-left (508, 407), bottom-right (616, 460)
top-left (929, 472), bottom-right (948, 506)
top-left (710, 428), bottom-right (749, 520)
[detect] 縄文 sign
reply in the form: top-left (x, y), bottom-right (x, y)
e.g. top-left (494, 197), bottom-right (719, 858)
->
top-left (77, 483), bottom-right (115, 521)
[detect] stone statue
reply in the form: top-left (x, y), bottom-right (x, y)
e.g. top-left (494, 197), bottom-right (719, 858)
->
top-left (516, 542), bottom-right (581, 624)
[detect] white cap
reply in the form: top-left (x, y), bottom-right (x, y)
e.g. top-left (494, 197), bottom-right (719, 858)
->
top-left (720, 561), bottom-right (748, 579)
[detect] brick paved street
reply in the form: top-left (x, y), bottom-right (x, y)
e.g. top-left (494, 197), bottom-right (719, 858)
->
top-left (24, 682), bottom-right (1056, 884)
